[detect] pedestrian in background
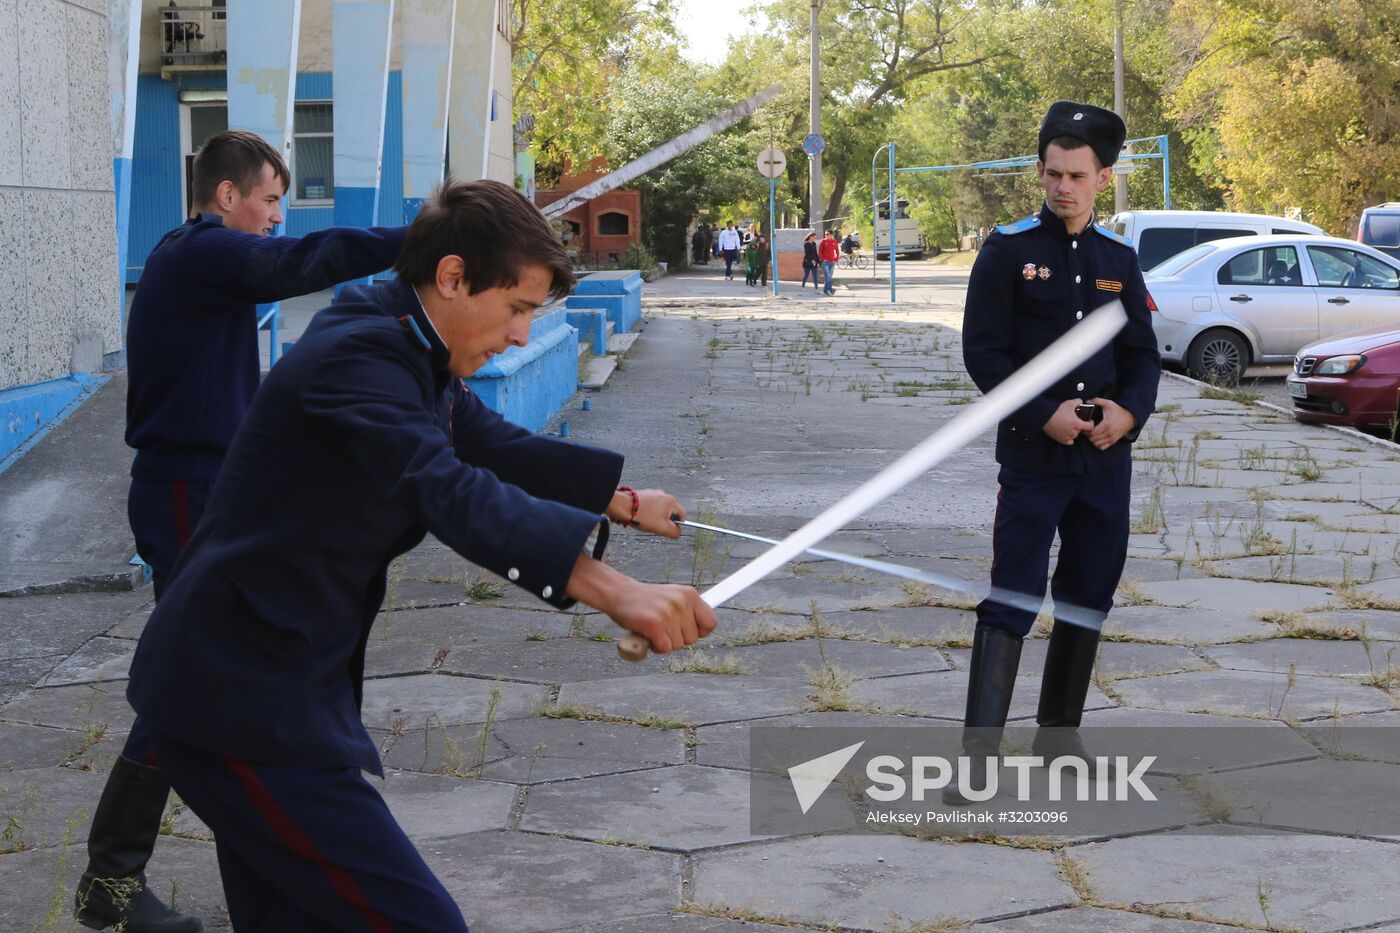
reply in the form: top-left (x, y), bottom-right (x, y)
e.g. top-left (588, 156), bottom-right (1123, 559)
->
top-left (756, 235), bottom-right (771, 288)
top-left (801, 233), bottom-right (820, 290)
top-left (716, 221), bottom-right (741, 280)
top-left (818, 229), bottom-right (840, 295)
top-left (743, 235), bottom-right (759, 286)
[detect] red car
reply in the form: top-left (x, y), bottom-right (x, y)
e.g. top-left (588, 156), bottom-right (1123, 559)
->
top-left (1287, 324), bottom-right (1400, 432)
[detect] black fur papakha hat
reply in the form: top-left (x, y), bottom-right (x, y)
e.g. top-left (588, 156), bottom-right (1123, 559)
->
top-left (1038, 100), bottom-right (1127, 168)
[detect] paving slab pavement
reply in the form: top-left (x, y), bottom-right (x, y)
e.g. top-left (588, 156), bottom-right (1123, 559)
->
top-left (4, 270), bottom-right (1400, 928)
top-left (1069, 830), bottom-right (1400, 931)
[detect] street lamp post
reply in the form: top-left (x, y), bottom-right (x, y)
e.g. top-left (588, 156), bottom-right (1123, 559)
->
top-left (809, 0), bottom-right (822, 231)
top-left (1113, 0), bottom-right (1128, 213)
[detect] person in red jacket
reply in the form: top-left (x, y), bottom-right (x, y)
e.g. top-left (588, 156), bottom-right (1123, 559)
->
top-left (818, 229), bottom-right (841, 295)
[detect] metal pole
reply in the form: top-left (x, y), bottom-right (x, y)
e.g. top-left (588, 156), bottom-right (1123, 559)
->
top-left (884, 141), bottom-right (896, 301)
top-left (871, 145), bottom-right (884, 280)
top-left (1159, 134), bottom-right (1171, 209)
top-left (809, 0), bottom-right (822, 231)
top-left (1113, 0), bottom-right (1128, 213)
top-left (770, 179), bottom-right (779, 296)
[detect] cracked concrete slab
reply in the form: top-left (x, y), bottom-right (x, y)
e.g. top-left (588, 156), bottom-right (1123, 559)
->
top-left (0, 681), bottom-right (135, 733)
top-left (689, 638), bottom-right (952, 679)
top-left (521, 764), bottom-right (778, 851)
top-left (359, 674), bottom-right (551, 731)
top-left (381, 715), bottom-right (687, 784)
top-left (37, 636), bottom-right (134, 686)
top-left (1201, 638), bottom-right (1382, 677)
top-left (0, 835), bottom-right (224, 928)
top-left (1077, 708), bottom-right (1321, 773)
top-left (1134, 578), bottom-right (1334, 612)
top-left (978, 906), bottom-right (1242, 930)
top-left (0, 591), bottom-right (150, 661)
top-left (849, 669), bottom-right (1116, 721)
top-left (1206, 758), bottom-right (1400, 838)
top-left (556, 673), bottom-right (810, 725)
top-left (1109, 668), bottom-right (1394, 720)
top-left (0, 766), bottom-right (106, 852)
top-left (691, 835), bottom-right (1074, 929)
top-left (440, 637), bottom-right (658, 683)
top-left (1069, 830), bottom-right (1400, 931)
top-left (376, 770), bottom-right (517, 839)
top-left (692, 710), bottom-right (926, 771)
top-left (422, 830), bottom-right (682, 933)
top-left (0, 721), bottom-right (86, 772)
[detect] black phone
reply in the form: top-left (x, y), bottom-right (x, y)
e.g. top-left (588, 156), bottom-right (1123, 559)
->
top-left (1074, 402), bottom-right (1101, 424)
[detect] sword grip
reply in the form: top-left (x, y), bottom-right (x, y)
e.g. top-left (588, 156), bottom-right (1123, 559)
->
top-left (617, 634), bottom-right (650, 662)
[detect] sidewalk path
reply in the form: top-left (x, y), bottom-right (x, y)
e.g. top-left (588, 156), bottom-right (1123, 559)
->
top-left (2, 281), bottom-right (1398, 931)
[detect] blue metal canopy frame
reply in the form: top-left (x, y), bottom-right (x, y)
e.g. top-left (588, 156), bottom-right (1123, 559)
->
top-left (872, 135), bottom-right (1171, 302)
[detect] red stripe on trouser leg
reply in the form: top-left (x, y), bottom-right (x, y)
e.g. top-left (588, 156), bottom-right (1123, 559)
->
top-left (170, 480), bottom-right (193, 550)
top-left (223, 757), bottom-right (395, 933)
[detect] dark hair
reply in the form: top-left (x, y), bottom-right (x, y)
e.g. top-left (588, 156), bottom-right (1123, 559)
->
top-left (1044, 134), bottom-right (1102, 169)
top-left (191, 130), bottom-right (290, 209)
top-left (394, 178), bottom-right (575, 300)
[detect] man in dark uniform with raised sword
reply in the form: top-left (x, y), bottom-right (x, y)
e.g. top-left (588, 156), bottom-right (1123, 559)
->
top-left (948, 101), bottom-right (1161, 804)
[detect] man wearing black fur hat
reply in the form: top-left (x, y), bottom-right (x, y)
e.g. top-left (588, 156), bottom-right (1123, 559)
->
top-left (947, 101), bottom-right (1161, 805)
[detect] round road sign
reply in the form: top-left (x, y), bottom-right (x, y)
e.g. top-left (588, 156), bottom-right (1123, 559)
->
top-left (802, 134), bottom-right (826, 157)
top-left (757, 147), bottom-right (787, 178)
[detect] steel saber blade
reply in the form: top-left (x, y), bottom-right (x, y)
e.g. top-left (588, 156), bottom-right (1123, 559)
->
top-left (676, 519), bottom-right (1104, 631)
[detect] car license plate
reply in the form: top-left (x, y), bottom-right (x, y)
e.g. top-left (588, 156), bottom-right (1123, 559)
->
top-left (1288, 380), bottom-right (1307, 400)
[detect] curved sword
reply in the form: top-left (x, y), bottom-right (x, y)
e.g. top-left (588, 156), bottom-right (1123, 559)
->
top-left (674, 518), bottom-right (1104, 631)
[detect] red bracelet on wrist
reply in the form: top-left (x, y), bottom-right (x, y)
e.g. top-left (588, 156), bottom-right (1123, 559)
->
top-left (614, 485), bottom-right (640, 526)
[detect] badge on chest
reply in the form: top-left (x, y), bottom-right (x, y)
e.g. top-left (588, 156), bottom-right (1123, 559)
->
top-left (1022, 263), bottom-right (1052, 281)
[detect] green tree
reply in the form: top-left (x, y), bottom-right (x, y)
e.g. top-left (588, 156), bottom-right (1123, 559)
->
top-left (1167, 0), bottom-right (1400, 233)
top-left (512, 0), bottom-right (679, 182)
top-left (601, 54), bottom-right (759, 263)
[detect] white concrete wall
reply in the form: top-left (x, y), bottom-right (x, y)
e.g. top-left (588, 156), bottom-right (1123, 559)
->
top-left (486, 0), bottom-right (512, 184)
top-left (134, 0), bottom-right (513, 183)
top-left (0, 0), bottom-right (122, 391)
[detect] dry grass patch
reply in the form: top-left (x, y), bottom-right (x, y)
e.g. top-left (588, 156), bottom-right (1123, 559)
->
top-left (666, 650), bottom-right (749, 675)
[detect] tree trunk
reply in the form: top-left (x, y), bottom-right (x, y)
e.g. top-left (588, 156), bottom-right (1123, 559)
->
top-left (825, 166), bottom-right (849, 230)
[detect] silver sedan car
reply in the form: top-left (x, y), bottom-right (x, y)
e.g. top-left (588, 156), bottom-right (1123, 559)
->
top-left (1145, 234), bottom-right (1400, 385)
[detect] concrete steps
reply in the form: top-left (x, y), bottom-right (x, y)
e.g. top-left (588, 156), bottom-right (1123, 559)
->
top-left (606, 332), bottom-right (638, 356)
top-left (580, 355), bottom-right (618, 390)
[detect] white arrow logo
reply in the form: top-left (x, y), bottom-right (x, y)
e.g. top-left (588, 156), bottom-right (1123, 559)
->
top-left (787, 741), bottom-right (865, 814)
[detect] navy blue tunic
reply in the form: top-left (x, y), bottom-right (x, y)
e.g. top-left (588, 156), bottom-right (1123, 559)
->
top-left (962, 204), bottom-right (1161, 475)
top-left (127, 278), bottom-right (623, 775)
top-left (125, 214), bottom-right (407, 481)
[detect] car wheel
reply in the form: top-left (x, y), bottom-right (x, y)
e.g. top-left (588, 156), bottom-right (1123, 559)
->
top-left (1187, 329), bottom-right (1249, 387)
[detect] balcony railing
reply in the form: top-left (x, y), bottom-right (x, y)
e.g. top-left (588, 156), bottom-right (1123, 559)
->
top-left (160, 2), bottom-right (227, 70)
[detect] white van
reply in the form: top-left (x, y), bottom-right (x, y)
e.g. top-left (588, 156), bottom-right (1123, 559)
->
top-left (1105, 210), bottom-right (1326, 272)
top-left (1358, 203), bottom-right (1400, 260)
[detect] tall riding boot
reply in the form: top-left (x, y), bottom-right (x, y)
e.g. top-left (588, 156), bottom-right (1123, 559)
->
top-left (75, 756), bottom-right (205, 932)
top-left (943, 626), bottom-right (1023, 806)
top-left (1033, 622), bottom-right (1113, 779)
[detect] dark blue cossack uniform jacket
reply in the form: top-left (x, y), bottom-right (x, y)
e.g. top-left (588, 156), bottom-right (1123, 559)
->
top-left (962, 204), bottom-right (1161, 476)
top-left (127, 278), bottom-right (622, 775)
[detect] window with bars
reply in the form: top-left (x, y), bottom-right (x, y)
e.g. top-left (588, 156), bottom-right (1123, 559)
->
top-left (293, 101), bottom-right (334, 203)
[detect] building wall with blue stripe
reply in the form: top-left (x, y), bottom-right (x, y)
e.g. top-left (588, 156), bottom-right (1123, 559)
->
top-left (127, 70), bottom-right (405, 281)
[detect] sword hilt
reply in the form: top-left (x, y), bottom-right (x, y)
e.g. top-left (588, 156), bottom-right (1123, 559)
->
top-left (613, 513), bottom-right (710, 662)
top-left (617, 634), bottom-right (650, 662)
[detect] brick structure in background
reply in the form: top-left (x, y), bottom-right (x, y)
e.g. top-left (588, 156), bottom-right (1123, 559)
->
top-left (535, 159), bottom-right (642, 264)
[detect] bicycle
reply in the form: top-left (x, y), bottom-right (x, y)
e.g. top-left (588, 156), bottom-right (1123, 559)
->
top-left (838, 250), bottom-right (869, 270)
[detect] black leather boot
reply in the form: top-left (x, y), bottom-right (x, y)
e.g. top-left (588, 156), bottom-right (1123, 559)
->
top-left (75, 756), bottom-right (205, 932)
top-left (1033, 622), bottom-right (1114, 780)
top-left (943, 626), bottom-right (1023, 806)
